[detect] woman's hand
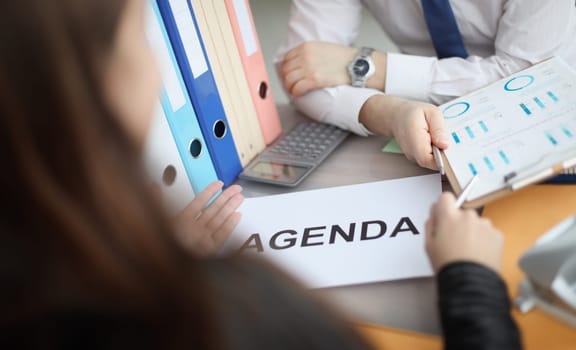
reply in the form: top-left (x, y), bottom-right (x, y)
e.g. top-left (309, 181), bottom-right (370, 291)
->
top-left (176, 181), bottom-right (244, 256)
top-left (425, 193), bottom-right (504, 273)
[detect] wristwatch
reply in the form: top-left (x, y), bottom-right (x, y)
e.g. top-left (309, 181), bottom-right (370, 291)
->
top-left (347, 47), bottom-right (375, 88)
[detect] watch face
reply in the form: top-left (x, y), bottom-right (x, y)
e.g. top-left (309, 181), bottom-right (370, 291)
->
top-left (353, 59), bottom-right (370, 76)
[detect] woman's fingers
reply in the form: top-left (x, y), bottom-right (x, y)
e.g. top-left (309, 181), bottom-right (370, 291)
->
top-left (205, 192), bottom-right (244, 233)
top-left (196, 185), bottom-right (242, 226)
top-left (202, 212), bottom-right (243, 254)
top-left (175, 182), bottom-right (245, 256)
top-left (179, 181), bottom-right (223, 222)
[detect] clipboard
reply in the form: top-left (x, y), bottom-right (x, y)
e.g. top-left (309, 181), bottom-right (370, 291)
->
top-left (439, 57), bottom-right (576, 208)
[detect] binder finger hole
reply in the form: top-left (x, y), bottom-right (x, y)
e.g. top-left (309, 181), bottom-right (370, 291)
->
top-left (213, 120), bottom-right (227, 139)
top-left (189, 138), bottom-right (203, 158)
top-left (162, 165), bottom-right (177, 186)
top-left (258, 81), bottom-right (268, 99)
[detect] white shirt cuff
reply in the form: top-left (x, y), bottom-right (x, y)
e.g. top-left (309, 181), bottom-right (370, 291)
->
top-left (292, 86), bottom-right (382, 137)
top-left (385, 53), bottom-right (437, 102)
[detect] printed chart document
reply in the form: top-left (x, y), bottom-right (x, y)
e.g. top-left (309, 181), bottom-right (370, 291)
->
top-left (222, 174), bottom-right (441, 289)
top-left (441, 57), bottom-right (576, 207)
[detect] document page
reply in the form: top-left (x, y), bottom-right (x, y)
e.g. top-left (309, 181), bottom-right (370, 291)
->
top-left (442, 58), bottom-right (576, 201)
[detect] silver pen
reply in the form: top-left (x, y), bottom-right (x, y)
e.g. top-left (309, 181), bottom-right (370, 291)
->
top-left (455, 174), bottom-right (479, 208)
top-left (433, 145), bottom-right (445, 175)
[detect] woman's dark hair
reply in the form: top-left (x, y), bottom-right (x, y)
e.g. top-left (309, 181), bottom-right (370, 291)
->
top-left (0, 0), bottom-right (217, 347)
top-left (0, 1), bottom-right (373, 349)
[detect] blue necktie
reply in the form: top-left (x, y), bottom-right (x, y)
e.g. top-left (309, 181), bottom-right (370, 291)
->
top-left (421, 0), bottom-right (468, 59)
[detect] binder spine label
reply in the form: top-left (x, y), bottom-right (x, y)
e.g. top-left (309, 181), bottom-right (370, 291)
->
top-left (232, 0), bottom-right (257, 56)
top-left (145, 3), bottom-right (186, 112)
top-left (168, 0), bottom-right (208, 78)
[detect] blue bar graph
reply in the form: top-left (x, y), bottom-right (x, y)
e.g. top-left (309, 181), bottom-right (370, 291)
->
top-left (562, 127), bottom-right (573, 138)
top-left (465, 126), bottom-right (475, 139)
top-left (499, 150), bottom-right (510, 165)
top-left (520, 103), bottom-right (532, 116)
top-left (452, 132), bottom-right (461, 144)
top-left (468, 163), bottom-right (478, 176)
top-left (546, 132), bottom-right (558, 146)
top-left (547, 91), bottom-right (559, 102)
top-left (483, 156), bottom-right (494, 171)
top-left (479, 121), bottom-right (489, 133)
top-left (534, 97), bottom-right (545, 109)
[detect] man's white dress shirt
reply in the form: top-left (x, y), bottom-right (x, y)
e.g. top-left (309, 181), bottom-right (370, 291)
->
top-left (275, 0), bottom-right (576, 135)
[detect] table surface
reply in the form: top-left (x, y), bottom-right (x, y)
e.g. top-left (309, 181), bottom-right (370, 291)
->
top-left (235, 104), bottom-right (442, 335)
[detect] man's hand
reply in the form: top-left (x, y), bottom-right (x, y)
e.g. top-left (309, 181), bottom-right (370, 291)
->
top-left (281, 42), bottom-right (357, 96)
top-left (360, 95), bottom-right (450, 170)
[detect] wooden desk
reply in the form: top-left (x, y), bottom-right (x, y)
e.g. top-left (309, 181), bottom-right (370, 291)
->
top-left (353, 185), bottom-right (576, 349)
top-left (236, 104), bottom-right (442, 335)
top-left (483, 186), bottom-right (576, 350)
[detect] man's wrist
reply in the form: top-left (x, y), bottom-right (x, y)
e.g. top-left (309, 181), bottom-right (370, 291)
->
top-left (359, 94), bottom-right (401, 137)
top-left (367, 51), bottom-right (387, 91)
top-left (346, 50), bottom-right (387, 91)
top-left (348, 47), bottom-right (375, 88)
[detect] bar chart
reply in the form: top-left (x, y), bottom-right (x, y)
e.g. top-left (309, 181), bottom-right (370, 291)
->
top-left (517, 90), bottom-right (560, 116)
top-left (440, 58), bottom-right (576, 202)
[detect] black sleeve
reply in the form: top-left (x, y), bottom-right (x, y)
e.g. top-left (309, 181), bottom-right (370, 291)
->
top-left (437, 262), bottom-right (523, 350)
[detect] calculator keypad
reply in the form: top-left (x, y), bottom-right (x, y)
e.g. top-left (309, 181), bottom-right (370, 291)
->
top-left (265, 122), bottom-right (348, 162)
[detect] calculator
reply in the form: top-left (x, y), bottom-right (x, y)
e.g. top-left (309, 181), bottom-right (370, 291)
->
top-left (239, 122), bottom-right (350, 187)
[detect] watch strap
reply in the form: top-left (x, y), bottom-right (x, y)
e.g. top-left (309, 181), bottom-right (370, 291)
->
top-left (358, 47), bottom-right (374, 58)
top-left (349, 47), bottom-right (375, 88)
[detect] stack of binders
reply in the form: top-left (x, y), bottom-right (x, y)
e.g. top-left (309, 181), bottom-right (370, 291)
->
top-left (144, 0), bottom-right (282, 210)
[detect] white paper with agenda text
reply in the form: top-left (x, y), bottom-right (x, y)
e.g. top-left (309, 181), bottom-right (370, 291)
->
top-left (222, 174), bottom-right (440, 289)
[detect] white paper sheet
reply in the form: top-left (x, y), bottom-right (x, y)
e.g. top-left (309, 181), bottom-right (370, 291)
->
top-left (442, 57), bottom-right (576, 200)
top-left (222, 174), bottom-right (441, 289)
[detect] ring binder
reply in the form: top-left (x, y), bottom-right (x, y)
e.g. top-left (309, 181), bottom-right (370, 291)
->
top-left (144, 103), bottom-right (196, 214)
top-left (190, 0), bottom-right (265, 166)
top-left (157, 0), bottom-right (242, 186)
top-left (146, 0), bottom-right (219, 203)
top-left (224, 0), bottom-right (283, 145)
